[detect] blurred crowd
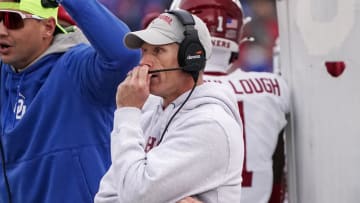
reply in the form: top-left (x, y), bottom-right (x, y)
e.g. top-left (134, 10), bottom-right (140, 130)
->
top-left (99, 0), bottom-right (278, 73)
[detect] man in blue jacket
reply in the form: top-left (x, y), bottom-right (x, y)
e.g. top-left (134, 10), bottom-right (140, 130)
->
top-left (0, 0), bottom-right (140, 202)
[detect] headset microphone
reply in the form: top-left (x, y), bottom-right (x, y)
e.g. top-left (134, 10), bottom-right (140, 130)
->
top-left (147, 65), bottom-right (202, 74)
top-left (147, 66), bottom-right (199, 82)
top-left (148, 67), bottom-right (182, 74)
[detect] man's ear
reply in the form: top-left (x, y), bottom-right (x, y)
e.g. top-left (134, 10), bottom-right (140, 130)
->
top-left (42, 17), bottom-right (57, 37)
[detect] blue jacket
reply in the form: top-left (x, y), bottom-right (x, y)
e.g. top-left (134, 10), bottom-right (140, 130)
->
top-left (0, 0), bottom-right (140, 202)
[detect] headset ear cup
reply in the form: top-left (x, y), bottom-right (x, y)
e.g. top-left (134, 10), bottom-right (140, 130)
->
top-left (178, 40), bottom-right (187, 68)
top-left (178, 39), bottom-right (206, 72)
top-left (167, 9), bottom-right (206, 73)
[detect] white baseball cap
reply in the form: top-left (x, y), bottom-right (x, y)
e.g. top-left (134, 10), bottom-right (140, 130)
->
top-left (124, 11), bottom-right (212, 60)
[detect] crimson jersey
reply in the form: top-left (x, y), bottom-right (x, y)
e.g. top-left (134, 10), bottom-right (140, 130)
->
top-left (204, 69), bottom-right (290, 203)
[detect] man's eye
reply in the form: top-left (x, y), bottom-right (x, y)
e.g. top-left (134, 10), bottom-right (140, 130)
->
top-left (153, 47), bottom-right (161, 53)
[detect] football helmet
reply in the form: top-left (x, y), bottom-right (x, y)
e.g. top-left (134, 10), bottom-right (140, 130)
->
top-left (170, 0), bottom-right (245, 73)
top-left (171, 0), bottom-right (244, 48)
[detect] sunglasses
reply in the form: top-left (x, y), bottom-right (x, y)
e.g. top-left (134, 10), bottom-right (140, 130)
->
top-left (0, 10), bottom-right (43, 30)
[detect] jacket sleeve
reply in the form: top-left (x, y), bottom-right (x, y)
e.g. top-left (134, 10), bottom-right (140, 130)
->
top-left (57, 0), bottom-right (140, 104)
top-left (95, 108), bottom-right (235, 203)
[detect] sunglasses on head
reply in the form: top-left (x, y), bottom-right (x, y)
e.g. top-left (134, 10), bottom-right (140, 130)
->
top-left (0, 10), bottom-right (43, 30)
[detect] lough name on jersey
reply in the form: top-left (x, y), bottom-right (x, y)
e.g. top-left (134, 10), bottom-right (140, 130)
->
top-left (229, 78), bottom-right (281, 96)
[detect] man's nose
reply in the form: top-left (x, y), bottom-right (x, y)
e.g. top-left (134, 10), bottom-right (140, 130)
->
top-left (139, 54), bottom-right (154, 67)
top-left (0, 22), bottom-right (9, 36)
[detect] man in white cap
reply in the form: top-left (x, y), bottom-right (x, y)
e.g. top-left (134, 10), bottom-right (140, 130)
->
top-left (95, 9), bottom-right (244, 203)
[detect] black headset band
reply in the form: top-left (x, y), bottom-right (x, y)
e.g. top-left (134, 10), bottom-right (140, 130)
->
top-left (166, 10), bottom-right (195, 26)
top-left (165, 9), bottom-right (206, 76)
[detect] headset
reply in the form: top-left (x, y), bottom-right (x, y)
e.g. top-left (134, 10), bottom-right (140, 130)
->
top-left (166, 9), bottom-right (206, 80)
top-left (156, 10), bottom-right (206, 144)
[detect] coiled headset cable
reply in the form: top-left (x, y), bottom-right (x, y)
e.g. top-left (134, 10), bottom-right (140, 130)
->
top-left (157, 73), bottom-right (198, 144)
